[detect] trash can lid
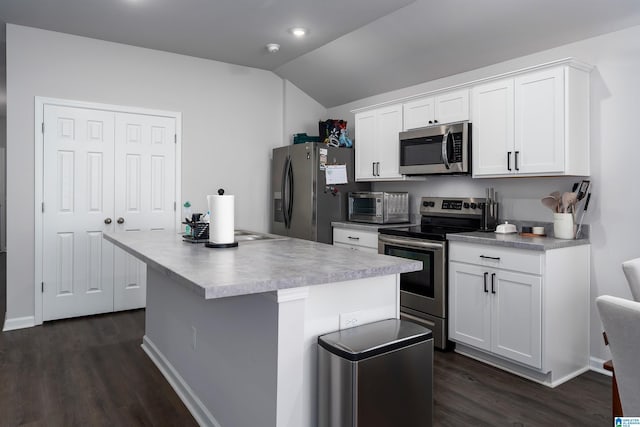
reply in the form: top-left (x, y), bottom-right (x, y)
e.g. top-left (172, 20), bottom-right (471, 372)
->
top-left (317, 319), bottom-right (432, 362)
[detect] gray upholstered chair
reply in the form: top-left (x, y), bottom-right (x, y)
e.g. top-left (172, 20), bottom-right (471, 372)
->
top-left (597, 295), bottom-right (640, 416)
top-left (622, 257), bottom-right (640, 302)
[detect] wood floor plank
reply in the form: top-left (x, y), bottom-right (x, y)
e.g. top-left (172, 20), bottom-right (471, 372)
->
top-left (0, 310), bottom-right (610, 426)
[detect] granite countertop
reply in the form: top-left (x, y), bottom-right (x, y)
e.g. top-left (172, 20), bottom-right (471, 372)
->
top-left (447, 231), bottom-right (590, 251)
top-left (331, 221), bottom-right (418, 231)
top-left (104, 231), bottom-right (421, 300)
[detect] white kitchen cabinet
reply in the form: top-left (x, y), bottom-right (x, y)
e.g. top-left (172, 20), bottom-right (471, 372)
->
top-left (472, 63), bottom-right (590, 177)
top-left (471, 79), bottom-right (514, 176)
top-left (448, 241), bottom-right (589, 387)
top-left (333, 227), bottom-right (379, 253)
top-left (450, 260), bottom-right (542, 368)
top-left (354, 104), bottom-right (404, 180)
top-left (403, 89), bottom-right (470, 130)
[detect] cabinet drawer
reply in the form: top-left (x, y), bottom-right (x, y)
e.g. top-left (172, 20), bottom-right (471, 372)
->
top-left (333, 228), bottom-right (379, 250)
top-left (449, 242), bottom-right (542, 275)
top-left (334, 241), bottom-right (378, 254)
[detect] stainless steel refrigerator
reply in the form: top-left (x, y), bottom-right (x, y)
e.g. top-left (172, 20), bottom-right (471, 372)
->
top-left (271, 143), bottom-right (369, 244)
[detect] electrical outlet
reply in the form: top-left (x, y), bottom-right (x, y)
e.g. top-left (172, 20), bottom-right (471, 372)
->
top-left (191, 326), bottom-right (197, 350)
top-left (339, 311), bottom-right (363, 330)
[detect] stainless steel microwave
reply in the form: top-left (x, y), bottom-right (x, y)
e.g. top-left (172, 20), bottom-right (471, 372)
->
top-left (348, 192), bottom-right (409, 224)
top-left (399, 121), bottom-right (471, 175)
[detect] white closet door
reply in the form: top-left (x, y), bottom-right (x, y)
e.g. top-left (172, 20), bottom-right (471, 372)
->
top-left (42, 105), bottom-right (116, 321)
top-left (113, 112), bottom-right (176, 310)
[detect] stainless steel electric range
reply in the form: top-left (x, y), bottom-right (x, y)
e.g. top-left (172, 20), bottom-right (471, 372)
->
top-left (378, 196), bottom-right (484, 350)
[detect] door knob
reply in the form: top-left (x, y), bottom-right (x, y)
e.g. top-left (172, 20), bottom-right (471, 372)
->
top-left (117, 217), bottom-right (125, 224)
top-left (104, 218), bottom-right (112, 224)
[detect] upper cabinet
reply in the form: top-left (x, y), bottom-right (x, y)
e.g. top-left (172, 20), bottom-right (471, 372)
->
top-left (352, 58), bottom-right (591, 181)
top-left (472, 63), bottom-right (590, 178)
top-left (403, 89), bottom-right (470, 130)
top-left (355, 104), bottom-right (404, 180)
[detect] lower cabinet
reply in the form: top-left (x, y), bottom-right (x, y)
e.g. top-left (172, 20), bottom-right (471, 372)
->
top-left (448, 241), bottom-right (590, 387)
top-left (332, 227), bottom-right (379, 253)
top-left (449, 262), bottom-right (542, 368)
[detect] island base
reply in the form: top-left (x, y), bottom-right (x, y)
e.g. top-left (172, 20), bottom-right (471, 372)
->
top-left (142, 268), bottom-right (400, 427)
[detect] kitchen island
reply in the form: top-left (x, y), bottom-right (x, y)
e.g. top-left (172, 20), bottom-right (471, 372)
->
top-left (104, 231), bottom-right (421, 427)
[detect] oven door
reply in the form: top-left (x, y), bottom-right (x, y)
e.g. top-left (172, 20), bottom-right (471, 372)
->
top-left (378, 235), bottom-right (446, 318)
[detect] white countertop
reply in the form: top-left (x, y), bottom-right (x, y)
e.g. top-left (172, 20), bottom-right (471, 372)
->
top-left (104, 231), bottom-right (421, 300)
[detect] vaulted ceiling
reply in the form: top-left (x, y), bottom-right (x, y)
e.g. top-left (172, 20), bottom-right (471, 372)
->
top-left (1, 0), bottom-right (640, 108)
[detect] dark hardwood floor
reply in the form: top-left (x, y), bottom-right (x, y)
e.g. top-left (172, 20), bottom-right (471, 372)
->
top-left (0, 310), bottom-right (610, 426)
top-left (0, 310), bottom-right (197, 427)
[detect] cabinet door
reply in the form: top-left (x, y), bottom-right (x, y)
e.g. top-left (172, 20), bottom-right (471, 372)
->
top-left (515, 68), bottom-right (565, 174)
top-left (376, 105), bottom-right (403, 179)
top-left (355, 111), bottom-right (377, 180)
top-left (449, 262), bottom-right (492, 351)
top-left (435, 89), bottom-right (470, 124)
top-left (472, 79), bottom-right (514, 177)
top-left (403, 97), bottom-right (435, 130)
top-left (491, 270), bottom-right (542, 368)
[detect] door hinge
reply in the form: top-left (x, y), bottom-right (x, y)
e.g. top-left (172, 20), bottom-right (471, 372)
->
top-left (41, 282), bottom-right (44, 293)
top-left (174, 201), bottom-right (176, 211)
top-left (42, 122), bottom-right (45, 134)
top-left (174, 134), bottom-right (177, 144)
top-left (42, 202), bottom-right (45, 213)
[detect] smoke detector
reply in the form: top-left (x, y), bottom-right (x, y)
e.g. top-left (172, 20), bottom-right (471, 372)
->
top-left (266, 43), bottom-right (280, 53)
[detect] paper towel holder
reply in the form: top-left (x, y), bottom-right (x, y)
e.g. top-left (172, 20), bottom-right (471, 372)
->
top-left (205, 188), bottom-right (239, 248)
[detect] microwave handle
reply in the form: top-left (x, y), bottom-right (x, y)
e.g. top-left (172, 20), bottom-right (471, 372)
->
top-left (441, 129), bottom-right (451, 170)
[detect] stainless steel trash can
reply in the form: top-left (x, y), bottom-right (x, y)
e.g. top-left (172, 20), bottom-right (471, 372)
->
top-left (317, 318), bottom-right (433, 427)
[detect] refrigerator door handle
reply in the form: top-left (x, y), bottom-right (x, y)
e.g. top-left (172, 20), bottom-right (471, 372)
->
top-left (286, 158), bottom-right (294, 227)
top-left (282, 156), bottom-right (291, 228)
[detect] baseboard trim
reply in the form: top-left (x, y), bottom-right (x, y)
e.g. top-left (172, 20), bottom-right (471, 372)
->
top-left (141, 335), bottom-right (221, 427)
top-left (590, 356), bottom-right (613, 377)
top-left (2, 315), bottom-right (35, 332)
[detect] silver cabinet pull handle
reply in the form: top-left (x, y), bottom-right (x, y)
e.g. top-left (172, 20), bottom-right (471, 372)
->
top-left (117, 217), bottom-right (125, 224)
top-left (104, 218), bottom-right (112, 224)
top-left (347, 236), bottom-right (360, 240)
top-left (480, 255), bottom-right (500, 261)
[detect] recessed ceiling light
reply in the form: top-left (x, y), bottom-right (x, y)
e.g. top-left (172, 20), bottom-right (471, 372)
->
top-left (290, 27), bottom-right (307, 37)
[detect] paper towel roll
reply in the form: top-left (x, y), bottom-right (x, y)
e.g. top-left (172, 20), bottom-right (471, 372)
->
top-left (207, 194), bottom-right (235, 244)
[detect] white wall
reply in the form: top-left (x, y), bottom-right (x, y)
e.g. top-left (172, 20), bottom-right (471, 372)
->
top-left (283, 80), bottom-right (327, 145)
top-left (327, 24), bottom-right (640, 363)
top-left (0, 116), bottom-right (5, 251)
top-left (5, 24), bottom-right (307, 321)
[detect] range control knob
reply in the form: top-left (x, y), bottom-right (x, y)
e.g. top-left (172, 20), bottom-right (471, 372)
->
top-left (422, 201), bottom-right (429, 207)
top-left (429, 201), bottom-right (436, 207)
top-left (463, 202), bottom-right (470, 209)
top-left (470, 203), bottom-right (477, 209)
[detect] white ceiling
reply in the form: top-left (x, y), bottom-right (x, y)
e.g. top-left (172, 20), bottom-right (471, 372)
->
top-left (1, 0), bottom-right (640, 108)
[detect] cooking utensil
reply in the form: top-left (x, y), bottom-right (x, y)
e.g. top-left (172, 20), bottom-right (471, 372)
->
top-left (550, 191), bottom-right (562, 212)
top-left (575, 193), bottom-right (591, 239)
top-left (561, 192), bottom-right (578, 214)
top-left (541, 196), bottom-right (559, 212)
top-left (576, 180), bottom-right (591, 201)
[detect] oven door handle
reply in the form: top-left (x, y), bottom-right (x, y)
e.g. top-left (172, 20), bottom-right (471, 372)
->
top-left (379, 235), bottom-right (445, 250)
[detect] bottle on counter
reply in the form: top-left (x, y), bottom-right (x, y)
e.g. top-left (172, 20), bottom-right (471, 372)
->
top-left (183, 201), bottom-right (192, 235)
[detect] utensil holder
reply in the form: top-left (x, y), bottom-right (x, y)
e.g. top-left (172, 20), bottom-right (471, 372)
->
top-left (553, 213), bottom-right (575, 239)
top-left (480, 201), bottom-right (499, 231)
